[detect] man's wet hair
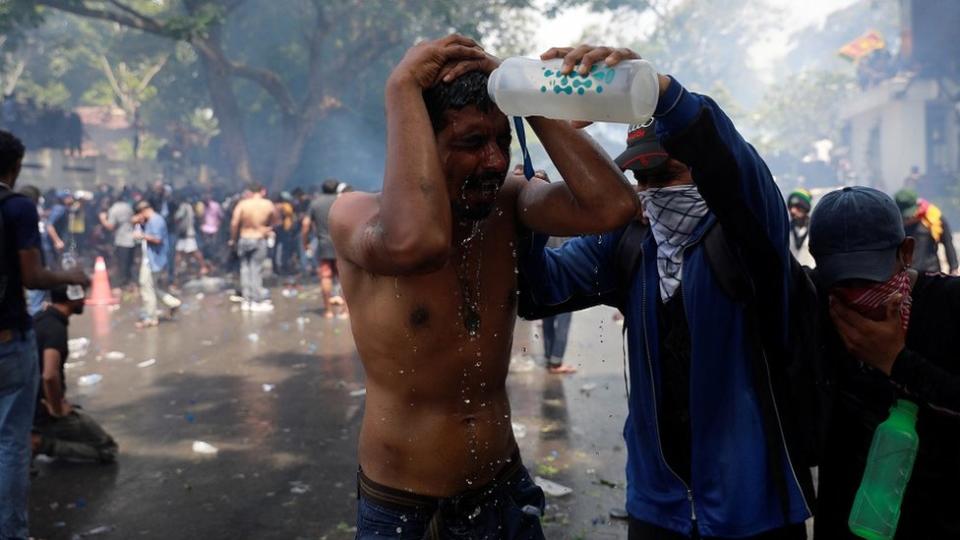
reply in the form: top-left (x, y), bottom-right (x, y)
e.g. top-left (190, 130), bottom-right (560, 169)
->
top-left (0, 130), bottom-right (26, 179)
top-left (247, 182), bottom-right (264, 194)
top-left (423, 71), bottom-right (494, 132)
top-left (321, 179), bottom-right (339, 194)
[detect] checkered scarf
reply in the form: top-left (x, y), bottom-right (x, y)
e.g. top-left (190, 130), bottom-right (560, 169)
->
top-left (640, 185), bottom-right (710, 301)
top-left (833, 270), bottom-right (913, 331)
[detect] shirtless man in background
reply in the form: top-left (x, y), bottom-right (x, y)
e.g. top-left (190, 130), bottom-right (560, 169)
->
top-left (330, 35), bottom-right (638, 538)
top-left (229, 183), bottom-right (277, 312)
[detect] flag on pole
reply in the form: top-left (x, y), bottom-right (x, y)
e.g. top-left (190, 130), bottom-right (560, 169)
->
top-left (838, 30), bottom-right (886, 62)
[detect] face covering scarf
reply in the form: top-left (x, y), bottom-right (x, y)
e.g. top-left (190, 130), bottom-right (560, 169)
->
top-left (640, 184), bottom-right (710, 302)
top-left (832, 269), bottom-right (913, 331)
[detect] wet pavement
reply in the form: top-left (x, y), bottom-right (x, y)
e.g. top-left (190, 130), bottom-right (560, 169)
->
top-left (29, 284), bottom-right (631, 539)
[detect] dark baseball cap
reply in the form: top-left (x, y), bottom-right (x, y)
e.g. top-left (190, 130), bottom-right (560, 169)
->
top-left (615, 119), bottom-right (668, 172)
top-left (809, 186), bottom-right (905, 287)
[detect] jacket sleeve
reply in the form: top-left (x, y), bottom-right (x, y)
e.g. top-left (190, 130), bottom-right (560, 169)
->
top-left (655, 77), bottom-right (790, 285)
top-left (940, 217), bottom-right (958, 272)
top-left (890, 348), bottom-right (960, 418)
top-left (517, 231), bottom-right (621, 320)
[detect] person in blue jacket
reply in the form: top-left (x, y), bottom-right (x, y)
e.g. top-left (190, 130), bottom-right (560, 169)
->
top-left (520, 45), bottom-right (813, 539)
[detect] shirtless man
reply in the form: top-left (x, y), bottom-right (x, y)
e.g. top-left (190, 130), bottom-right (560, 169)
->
top-left (229, 183), bottom-right (277, 312)
top-left (330, 35), bottom-right (638, 539)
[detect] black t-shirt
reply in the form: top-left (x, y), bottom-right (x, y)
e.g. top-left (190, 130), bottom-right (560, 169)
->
top-left (34, 307), bottom-right (69, 421)
top-left (0, 189), bottom-right (41, 331)
top-left (816, 273), bottom-right (960, 538)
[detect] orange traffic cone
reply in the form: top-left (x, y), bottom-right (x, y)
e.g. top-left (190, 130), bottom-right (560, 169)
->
top-left (86, 256), bottom-right (119, 306)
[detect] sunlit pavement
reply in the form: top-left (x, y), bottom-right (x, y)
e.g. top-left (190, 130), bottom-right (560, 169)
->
top-left (29, 285), bottom-right (630, 540)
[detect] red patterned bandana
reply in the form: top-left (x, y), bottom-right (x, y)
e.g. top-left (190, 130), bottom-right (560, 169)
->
top-left (833, 270), bottom-right (913, 331)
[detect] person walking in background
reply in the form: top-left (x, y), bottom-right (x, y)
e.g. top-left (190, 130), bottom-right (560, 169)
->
top-left (229, 183), bottom-right (277, 312)
top-left (787, 188), bottom-right (815, 268)
top-left (894, 189), bottom-right (958, 275)
top-left (99, 194), bottom-right (136, 290)
top-left (32, 286), bottom-right (118, 464)
top-left (133, 200), bottom-right (181, 328)
top-left (199, 190), bottom-right (224, 269)
top-left (274, 192), bottom-right (298, 276)
top-left (0, 129), bottom-right (89, 540)
top-left (46, 190), bottom-right (73, 263)
top-left (172, 195), bottom-right (209, 282)
top-left (302, 179), bottom-right (342, 318)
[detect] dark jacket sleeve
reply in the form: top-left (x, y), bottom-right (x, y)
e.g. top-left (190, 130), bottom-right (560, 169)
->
top-left (940, 217), bottom-right (958, 272)
top-left (890, 348), bottom-right (960, 417)
top-left (655, 77), bottom-right (791, 339)
top-left (517, 231), bottom-right (621, 320)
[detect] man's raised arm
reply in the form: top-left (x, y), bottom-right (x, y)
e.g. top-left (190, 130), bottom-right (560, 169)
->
top-left (330, 36), bottom-right (486, 276)
top-left (517, 116), bottom-right (638, 235)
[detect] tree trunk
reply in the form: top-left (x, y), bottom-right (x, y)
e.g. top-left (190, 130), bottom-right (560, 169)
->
top-left (194, 42), bottom-right (253, 187)
top-left (269, 114), bottom-right (320, 193)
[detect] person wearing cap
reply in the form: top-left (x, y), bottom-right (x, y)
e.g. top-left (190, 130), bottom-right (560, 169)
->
top-left (809, 186), bottom-right (960, 539)
top-left (519, 45), bottom-right (810, 538)
top-left (31, 285), bottom-right (118, 464)
top-left (786, 189), bottom-right (815, 267)
top-left (893, 188), bottom-right (958, 275)
top-left (132, 200), bottom-right (181, 328)
top-left (46, 189), bottom-right (74, 258)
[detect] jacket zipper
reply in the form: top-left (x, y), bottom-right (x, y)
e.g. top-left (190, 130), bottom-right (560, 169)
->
top-left (758, 345), bottom-right (813, 517)
top-left (639, 243), bottom-right (699, 527)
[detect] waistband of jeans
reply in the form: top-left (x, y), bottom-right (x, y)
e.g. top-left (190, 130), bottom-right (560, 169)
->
top-left (357, 447), bottom-right (523, 513)
top-left (0, 327), bottom-right (30, 343)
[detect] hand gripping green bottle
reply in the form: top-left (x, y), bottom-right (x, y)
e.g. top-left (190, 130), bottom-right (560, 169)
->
top-left (848, 399), bottom-right (920, 540)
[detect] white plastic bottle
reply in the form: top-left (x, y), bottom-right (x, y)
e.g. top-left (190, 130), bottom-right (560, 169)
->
top-left (61, 251), bottom-right (85, 301)
top-left (487, 57), bottom-right (660, 124)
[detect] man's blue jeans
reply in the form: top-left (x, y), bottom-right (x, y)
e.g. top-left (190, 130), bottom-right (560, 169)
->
top-left (0, 329), bottom-right (39, 540)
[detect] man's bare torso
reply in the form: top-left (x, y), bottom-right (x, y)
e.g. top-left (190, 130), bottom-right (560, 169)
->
top-left (340, 180), bottom-right (526, 497)
top-left (234, 197), bottom-right (276, 239)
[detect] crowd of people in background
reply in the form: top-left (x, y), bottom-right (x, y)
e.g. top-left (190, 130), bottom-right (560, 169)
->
top-left (14, 176), bottom-right (354, 325)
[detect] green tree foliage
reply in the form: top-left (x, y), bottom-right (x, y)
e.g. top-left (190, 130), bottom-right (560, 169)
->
top-left (1, 0), bottom-right (551, 190)
top-left (751, 69), bottom-right (855, 158)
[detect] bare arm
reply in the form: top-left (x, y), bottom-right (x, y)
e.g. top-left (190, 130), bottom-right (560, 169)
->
top-left (46, 224), bottom-right (64, 250)
top-left (330, 36), bottom-right (486, 275)
top-left (40, 349), bottom-right (69, 417)
top-left (229, 203), bottom-right (242, 244)
top-left (19, 249), bottom-right (89, 290)
top-left (301, 216), bottom-right (312, 249)
top-left (98, 212), bottom-right (113, 231)
top-left (516, 117), bottom-right (638, 235)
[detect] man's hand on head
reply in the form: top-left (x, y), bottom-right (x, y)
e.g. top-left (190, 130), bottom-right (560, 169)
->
top-left (829, 293), bottom-right (906, 376)
top-left (438, 51), bottom-right (502, 83)
top-left (389, 34), bottom-right (487, 90)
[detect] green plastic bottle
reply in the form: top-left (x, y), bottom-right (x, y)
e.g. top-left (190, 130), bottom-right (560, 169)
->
top-left (848, 399), bottom-right (920, 540)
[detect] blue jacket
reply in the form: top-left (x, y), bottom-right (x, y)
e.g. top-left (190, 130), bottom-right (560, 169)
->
top-left (519, 78), bottom-right (812, 537)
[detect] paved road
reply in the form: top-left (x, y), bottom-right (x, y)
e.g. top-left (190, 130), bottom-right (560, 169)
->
top-left (29, 285), bottom-right (631, 539)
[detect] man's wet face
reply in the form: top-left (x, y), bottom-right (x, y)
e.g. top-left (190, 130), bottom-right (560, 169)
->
top-left (436, 106), bottom-right (511, 221)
